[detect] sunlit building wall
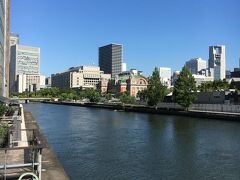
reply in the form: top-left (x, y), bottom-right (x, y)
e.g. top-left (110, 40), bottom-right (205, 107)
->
top-left (209, 45), bottom-right (226, 80)
top-left (10, 44), bottom-right (40, 93)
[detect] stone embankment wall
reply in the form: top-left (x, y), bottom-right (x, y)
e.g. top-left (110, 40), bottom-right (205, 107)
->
top-left (191, 103), bottom-right (240, 113)
top-left (42, 101), bottom-right (240, 121)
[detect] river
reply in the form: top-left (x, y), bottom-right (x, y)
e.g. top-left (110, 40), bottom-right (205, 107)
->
top-left (24, 103), bottom-right (240, 180)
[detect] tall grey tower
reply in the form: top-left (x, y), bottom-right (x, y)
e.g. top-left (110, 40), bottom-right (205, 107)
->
top-left (209, 45), bottom-right (226, 80)
top-left (99, 44), bottom-right (122, 77)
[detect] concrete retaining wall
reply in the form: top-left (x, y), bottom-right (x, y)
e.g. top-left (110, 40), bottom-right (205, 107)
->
top-left (191, 104), bottom-right (240, 113)
top-left (42, 101), bottom-right (240, 121)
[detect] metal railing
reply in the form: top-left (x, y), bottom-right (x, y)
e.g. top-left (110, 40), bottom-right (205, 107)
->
top-left (0, 128), bottom-right (44, 179)
top-left (191, 103), bottom-right (240, 113)
top-left (155, 102), bottom-right (240, 113)
top-left (0, 146), bottom-right (43, 180)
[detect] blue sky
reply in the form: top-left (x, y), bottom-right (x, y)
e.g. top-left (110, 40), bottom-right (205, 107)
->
top-left (11, 0), bottom-right (240, 77)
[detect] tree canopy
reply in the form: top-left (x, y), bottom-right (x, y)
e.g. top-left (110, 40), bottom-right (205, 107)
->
top-left (142, 67), bottom-right (167, 106)
top-left (119, 92), bottom-right (136, 104)
top-left (198, 80), bottom-right (230, 92)
top-left (173, 66), bottom-right (197, 110)
top-left (85, 88), bottom-right (100, 103)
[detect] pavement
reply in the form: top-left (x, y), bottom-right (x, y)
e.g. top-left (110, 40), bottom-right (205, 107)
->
top-left (24, 111), bottom-right (69, 180)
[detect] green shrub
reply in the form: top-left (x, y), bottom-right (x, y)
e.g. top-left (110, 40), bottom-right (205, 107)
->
top-left (0, 103), bottom-right (7, 117)
top-left (0, 124), bottom-right (9, 147)
top-left (120, 93), bottom-right (136, 104)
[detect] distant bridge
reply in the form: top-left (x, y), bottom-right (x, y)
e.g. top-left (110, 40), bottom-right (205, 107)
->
top-left (10, 97), bottom-right (52, 101)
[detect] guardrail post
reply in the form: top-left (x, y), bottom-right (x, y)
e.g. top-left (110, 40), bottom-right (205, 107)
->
top-left (4, 150), bottom-right (7, 180)
top-left (37, 148), bottom-right (42, 180)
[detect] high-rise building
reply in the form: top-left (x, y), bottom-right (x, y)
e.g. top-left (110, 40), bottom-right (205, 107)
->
top-left (10, 33), bottom-right (19, 46)
top-left (99, 44), bottom-right (122, 77)
top-left (209, 45), bottom-right (226, 80)
top-left (10, 45), bottom-right (40, 93)
top-left (225, 70), bottom-right (231, 79)
top-left (122, 62), bottom-right (127, 72)
top-left (159, 67), bottom-right (171, 88)
top-left (231, 68), bottom-right (240, 78)
top-left (172, 71), bottom-right (180, 86)
top-left (185, 58), bottom-right (206, 75)
top-left (0, 0), bottom-right (10, 97)
top-left (45, 77), bottom-right (52, 87)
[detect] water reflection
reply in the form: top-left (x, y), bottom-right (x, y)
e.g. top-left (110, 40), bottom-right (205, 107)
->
top-left (24, 103), bottom-right (240, 180)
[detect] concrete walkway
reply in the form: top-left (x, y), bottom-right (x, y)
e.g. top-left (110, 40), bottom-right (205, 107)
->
top-left (19, 104), bottom-right (28, 147)
top-left (24, 111), bottom-right (69, 180)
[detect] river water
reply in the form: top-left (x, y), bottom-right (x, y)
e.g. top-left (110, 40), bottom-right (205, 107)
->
top-left (24, 103), bottom-right (240, 180)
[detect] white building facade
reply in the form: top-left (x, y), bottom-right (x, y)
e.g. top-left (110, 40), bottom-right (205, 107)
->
top-left (51, 66), bottom-right (111, 90)
top-left (16, 74), bottom-right (45, 93)
top-left (122, 63), bottom-right (127, 72)
top-left (10, 33), bottom-right (19, 46)
top-left (209, 45), bottom-right (226, 80)
top-left (193, 74), bottom-right (214, 87)
top-left (185, 58), bottom-right (207, 75)
top-left (10, 44), bottom-right (41, 93)
top-left (159, 67), bottom-right (171, 88)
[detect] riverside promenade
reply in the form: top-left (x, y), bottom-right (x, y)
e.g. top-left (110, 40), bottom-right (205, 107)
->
top-left (42, 101), bottom-right (240, 121)
top-left (24, 111), bottom-right (69, 180)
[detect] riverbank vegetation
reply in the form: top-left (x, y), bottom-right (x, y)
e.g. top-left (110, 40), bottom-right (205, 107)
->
top-left (198, 80), bottom-right (230, 92)
top-left (0, 103), bottom-right (7, 117)
top-left (173, 66), bottom-right (197, 110)
top-left (0, 103), bottom-right (10, 147)
top-left (11, 67), bottom-right (238, 108)
top-left (12, 87), bottom-right (137, 104)
top-left (137, 68), bottom-right (167, 106)
top-left (0, 124), bottom-right (9, 147)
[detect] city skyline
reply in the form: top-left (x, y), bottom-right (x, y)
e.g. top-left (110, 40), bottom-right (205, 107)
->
top-left (11, 0), bottom-right (240, 76)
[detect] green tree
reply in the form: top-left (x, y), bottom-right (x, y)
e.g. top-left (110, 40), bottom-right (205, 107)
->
top-left (59, 93), bottom-right (69, 101)
top-left (0, 124), bottom-right (9, 147)
top-left (198, 80), bottom-right (230, 92)
top-left (47, 87), bottom-right (60, 97)
top-left (85, 89), bottom-right (100, 103)
top-left (114, 92), bottom-right (123, 99)
top-left (137, 89), bottom-right (148, 101)
top-left (79, 90), bottom-right (87, 99)
top-left (105, 93), bottom-right (112, 101)
top-left (119, 92), bottom-right (136, 104)
top-left (173, 66), bottom-right (197, 110)
top-left (146, 67), bottom-right (167, 106)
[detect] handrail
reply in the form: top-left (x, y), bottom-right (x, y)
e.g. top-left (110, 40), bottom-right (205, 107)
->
top-left (0, 145), bottom-right (44, 151)
top-left (0, 163), bottom-right (40, 170)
